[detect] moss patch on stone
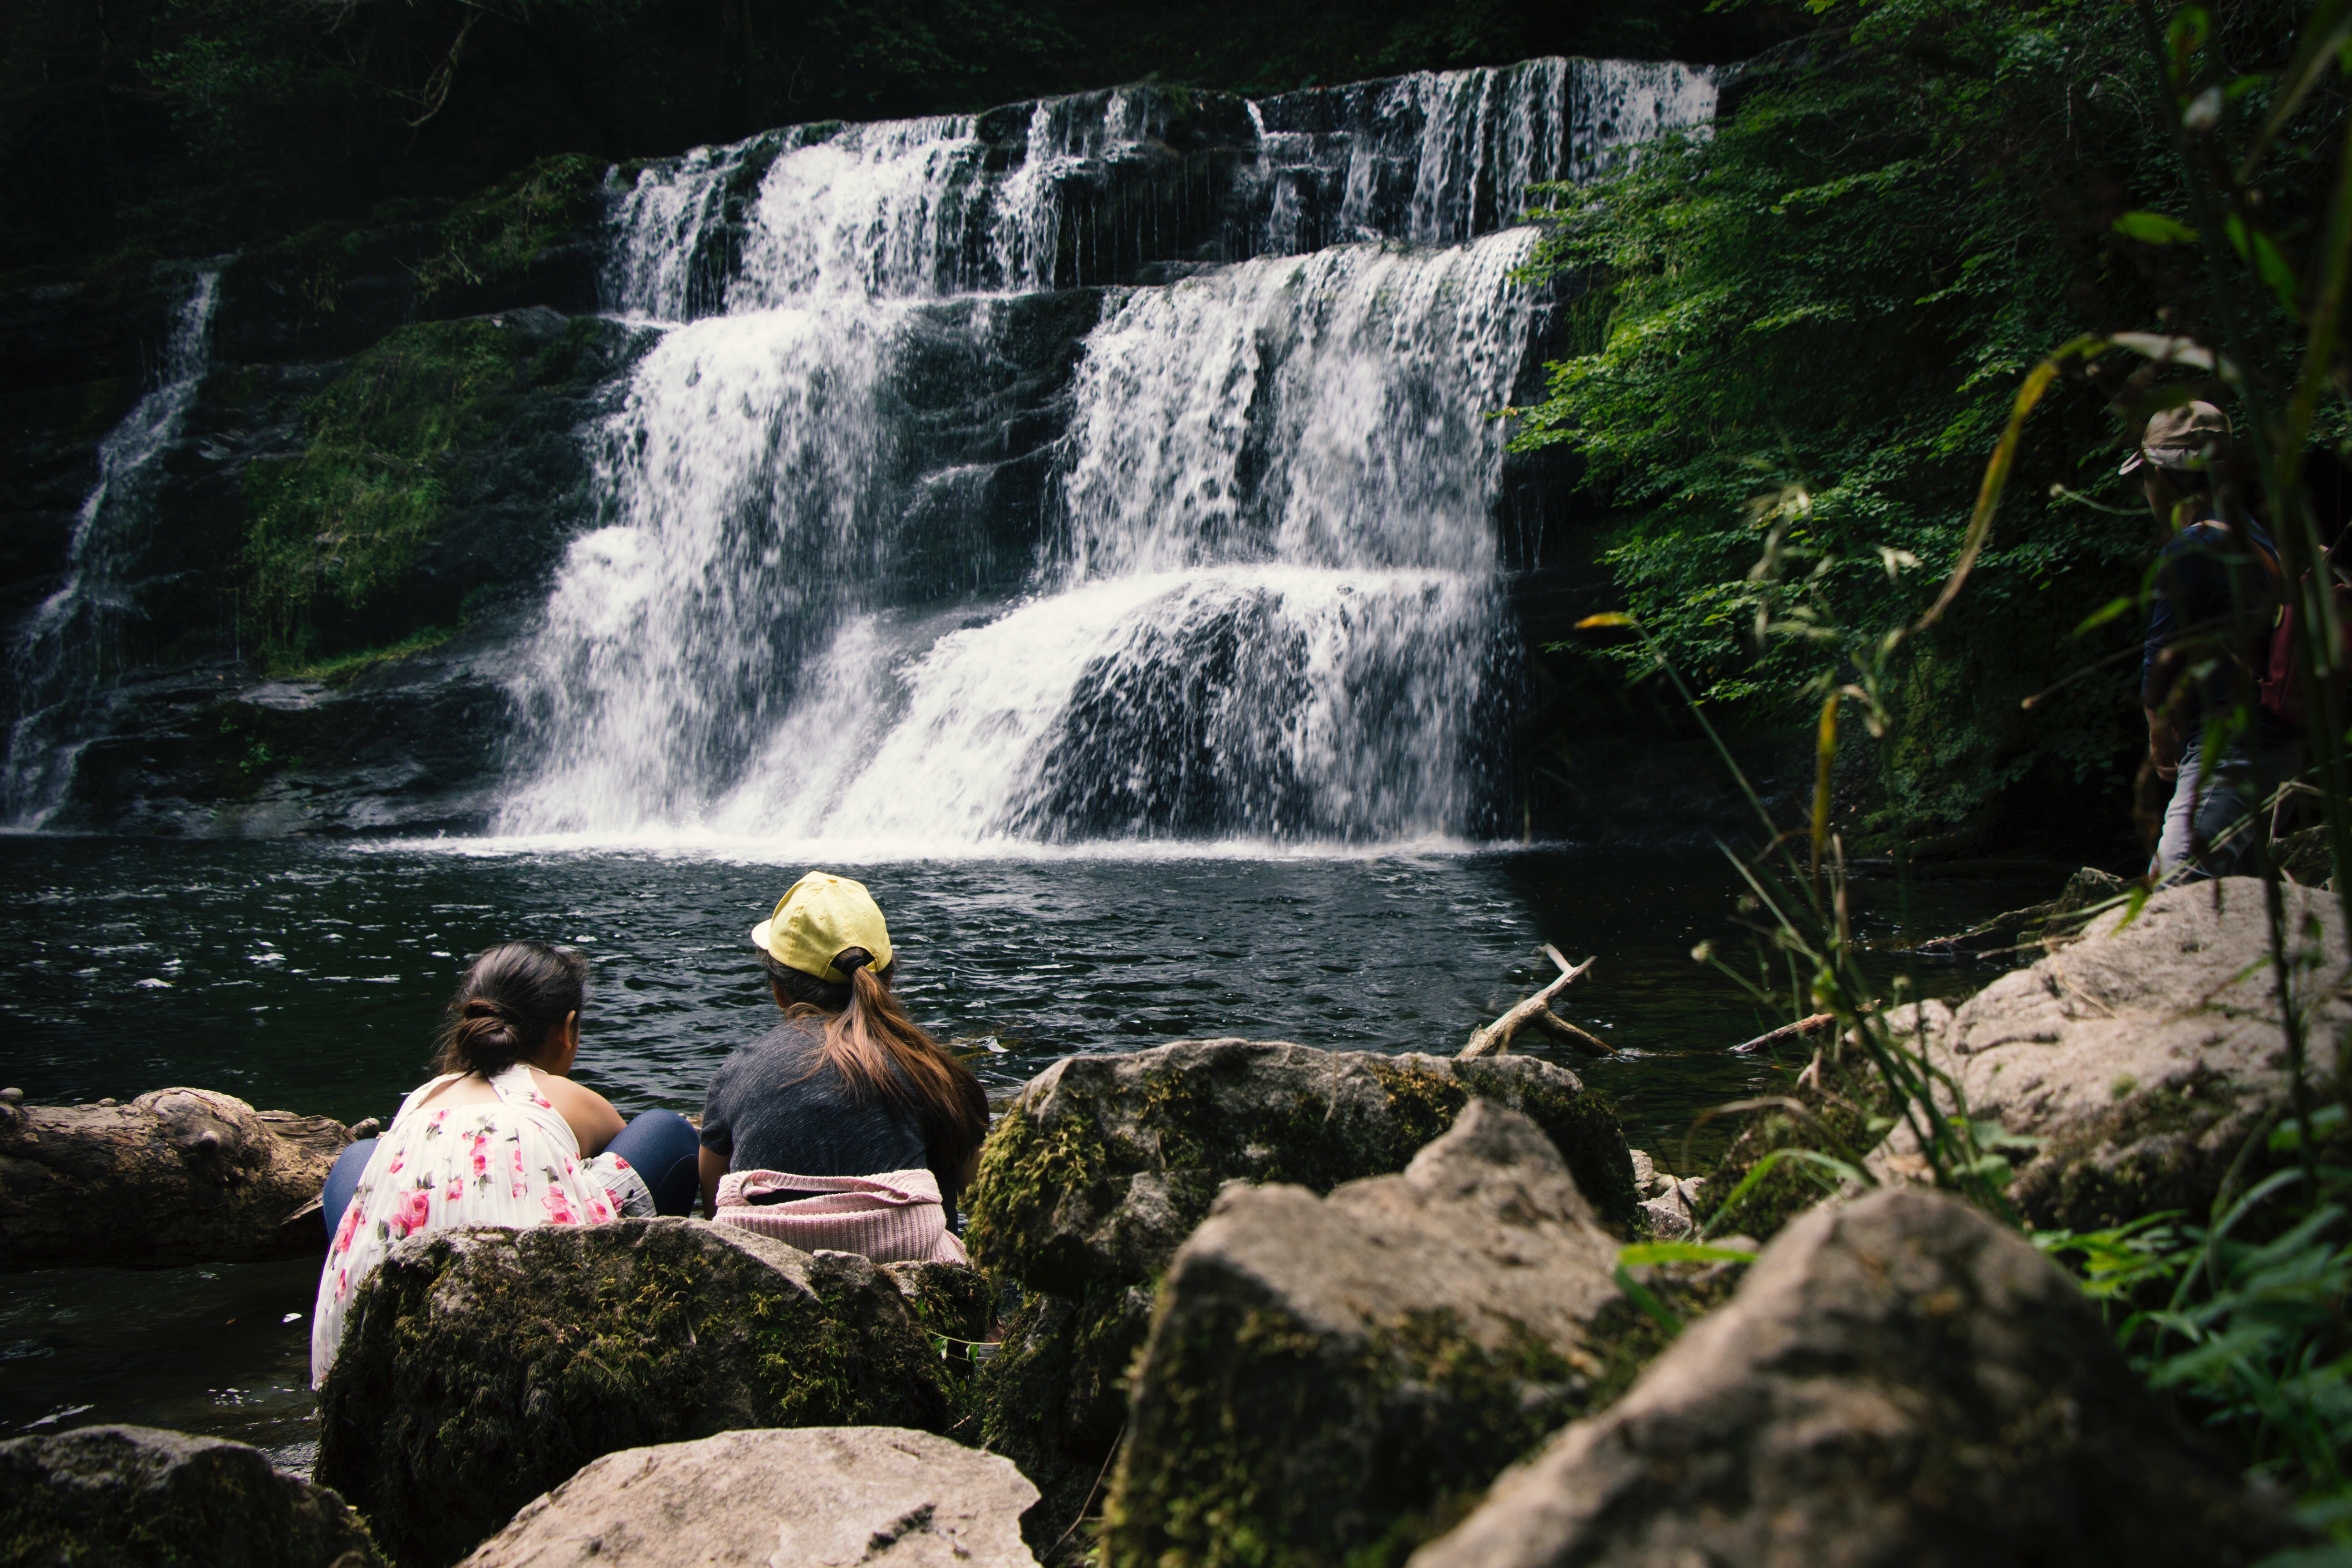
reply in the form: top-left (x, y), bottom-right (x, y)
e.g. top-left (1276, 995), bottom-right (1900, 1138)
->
top-left (1694, 1039), bottom-right (1888, 1241)
top-left (413, 154), bottom-right (605, 300)
top-left (1102, 1294), bottom-right (1636, 1568)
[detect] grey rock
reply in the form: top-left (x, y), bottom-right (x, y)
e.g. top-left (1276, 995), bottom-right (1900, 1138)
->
top-left (316, 1219), bottom-right (964, 1568)
top-left (0, 1423), bottom-right (382, 1567)
top-left (1636, 1176), bottom-right (1704, 1240)
top-left (967, 1039), bottom-right (1639, 1295)
top-left (964, 1039), bottom-right (1637, 1555)
top-left (1104, 1103), bottom-right (1643, 1568)
top-left (1877, 877), bottom-right (2350, 1230)
top-left (459, 1428), bottom-right (1038, 1568)
top-left (1410, 1187), bottom-right (2304, 1568)
top-left (0, 1088), bottom-right (353, 1268)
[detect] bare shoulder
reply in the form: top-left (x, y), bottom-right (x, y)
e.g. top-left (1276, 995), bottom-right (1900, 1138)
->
top-left (532, 1068), bottom-right (619, 1119)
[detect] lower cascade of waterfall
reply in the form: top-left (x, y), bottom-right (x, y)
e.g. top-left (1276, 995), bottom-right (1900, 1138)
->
top-left (493, 56), bottom-right (1719, 847)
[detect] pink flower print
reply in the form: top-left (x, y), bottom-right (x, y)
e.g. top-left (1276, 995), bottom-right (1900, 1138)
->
top-left (335, 1266), bottom-right (349, 1300)
top-left (387, 1188), bottom-right (433, 1240)
top-left (332, 1202), bottom-right (362, 1256)
top-left (542, 1188), bottom-right (577, 1225)
top-left (588, 1196), bottom-right (612, 1223)
top-left (533, 1091), bottom-right (553, 1109)
top-left (387, 1151), bottom-right (405, 1175)
top-left (470, 1133), bottom-right (490, 1178)
top-left (611, 1156), bottom-right (631, 1172)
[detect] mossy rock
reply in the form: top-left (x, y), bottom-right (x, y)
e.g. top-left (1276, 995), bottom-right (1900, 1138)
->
top-left (1102, 1104), bottom-right (1671, 1568)
top-left (965, 1039), bottom-right (1639, 1298)
top-left (0, 1424), bottom-right (382, 1567)
top-left (315, 1219), bottom-right (958, 1568)
top-left (975, 1280), bottom-right (1156, 1562)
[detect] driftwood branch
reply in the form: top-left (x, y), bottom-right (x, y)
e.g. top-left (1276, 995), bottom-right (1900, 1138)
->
top-left (1728, 1013), bottom-right (1837, 1056)
top-left (1460, 945), bottom-right (1595, 1059)
top-left (1524, 1006), bottom-right (1615, 1055)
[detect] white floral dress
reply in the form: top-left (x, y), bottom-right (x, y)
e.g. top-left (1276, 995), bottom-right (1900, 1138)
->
top-left (310, 1062), bottom-right (653, 1387)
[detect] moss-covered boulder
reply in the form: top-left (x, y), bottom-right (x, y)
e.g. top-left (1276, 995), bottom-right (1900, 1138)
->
top-left (1104, 1102), bottom-right (1661, 1568)
top-left (966, 1039), bottom-right (1638, 1290)
top-left (963, 1039), bottom-right (1636, 1559)
top-left (1409, 1188), bottom-right (2308, 1568)
top-left (0, 1423), bottom-right (382, 1567)
top-left (315, 1219), bottom-right (963, 1568)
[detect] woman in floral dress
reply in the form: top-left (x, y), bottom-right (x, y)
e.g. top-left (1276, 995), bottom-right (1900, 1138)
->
top-left (309, 941), bottom-right (697, 1387)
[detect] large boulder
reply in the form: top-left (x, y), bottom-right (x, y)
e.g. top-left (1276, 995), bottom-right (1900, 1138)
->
top-left (0, 1423), bottom-right (382, 1567)
top-left (1879, 877), bottom-right (2351, 1230)
top-left (962, 1039), bottom-right (1636, 1554)
top-left (1409, 1187), bottom-right (2304, 1568)
top-left (0, 1088), bottom-right (353, 1268)
top-left (968, 1040), bottom-right (1639, 1291)
top-left (458, 1428), bottom-right (1039, 1568)
top-left (1104, 1102), bottom-right (1660, 1568)
top-left (315, 1219), bottom-right (966, 1568)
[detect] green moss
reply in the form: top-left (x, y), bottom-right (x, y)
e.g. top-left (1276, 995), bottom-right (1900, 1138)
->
top-left (414, 153), bottom-right (606, 300)
top-left (1694, 1040), bottom-right (1887, 1241)
top-left (1104, 1296), bottom-right (1637, 1568)
top-left (275, 625), bottom-right (460, 687)
top-left (240, 319), bottom-right (537, 665)
top-left (318, 1224), bottom-right (955, 1568)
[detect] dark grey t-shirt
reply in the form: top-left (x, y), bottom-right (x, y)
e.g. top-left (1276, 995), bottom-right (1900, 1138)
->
top-left (700, 1018), bottom-right (957, 1220)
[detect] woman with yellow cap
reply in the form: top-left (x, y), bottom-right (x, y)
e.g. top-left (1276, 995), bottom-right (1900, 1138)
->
top-left (697, 872), bottom-right (989, 1263)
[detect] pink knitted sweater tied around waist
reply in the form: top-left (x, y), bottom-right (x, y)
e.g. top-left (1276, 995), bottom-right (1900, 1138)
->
top-left (712, 1167), bottom-right (967, 1264)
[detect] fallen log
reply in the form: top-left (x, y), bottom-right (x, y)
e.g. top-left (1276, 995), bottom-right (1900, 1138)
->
top-left (1524, 1007), bottom-right (1616, 1055)
top-left (1727, 1014), bottom-right (1837, 1056)
top-left (1460, 946), bottom-right (1596, 1060)
top-left (0, 1087), bottom-right (354, 1269)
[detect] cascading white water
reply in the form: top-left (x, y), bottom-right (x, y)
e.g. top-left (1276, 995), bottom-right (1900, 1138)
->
top-left (3, 270), bottom-right (222, 826)
top-left (498, 57), bottom-right (1716, 843)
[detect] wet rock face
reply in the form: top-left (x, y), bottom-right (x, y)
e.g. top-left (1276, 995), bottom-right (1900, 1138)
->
top-left (1105, 1102), bottom-right (1647, 1568)
top-left (0, 1423), bottom-right (383, 1567)
top-left (1883, 878), bottom-right (2350, 1231)
top-left (1408, 1187), bottom-right (2305, 1568)
top-left (315, 1219), bottom-right (963, 1568)
top-left (459, 1428), bottom-right (1039, 1568)
top-left (963, 1039), bottom-right (1637, 1553)
top-left (0, 1088), bottom-right (352, 1268)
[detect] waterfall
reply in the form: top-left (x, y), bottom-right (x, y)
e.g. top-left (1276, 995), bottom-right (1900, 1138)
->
top-left (497, 56), bottom-right (1715, 843)
top-left (3, 270), bottom-right (222, 826)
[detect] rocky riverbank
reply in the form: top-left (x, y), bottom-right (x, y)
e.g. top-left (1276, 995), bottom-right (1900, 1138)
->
top-left (2, 875), bottom-right (2342, 1566)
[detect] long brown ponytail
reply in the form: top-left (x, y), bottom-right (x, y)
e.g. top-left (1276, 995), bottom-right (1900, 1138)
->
top-left (773, 946), bottom-right (987, 1171)
top-left (432, 942), bottom-right (589, 1078)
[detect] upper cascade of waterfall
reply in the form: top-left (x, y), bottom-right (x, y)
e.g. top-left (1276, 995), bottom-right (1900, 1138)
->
top-left (4, 268), bottom-right (222, 827)
top-left (602, 56), bottom-right (1715, 320)
top-left (498, 53), bottom-right (1715, 846)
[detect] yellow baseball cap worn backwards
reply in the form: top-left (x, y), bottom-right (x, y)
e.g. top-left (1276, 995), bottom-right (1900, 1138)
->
top-left (748, 871), bottom-right (893, 983)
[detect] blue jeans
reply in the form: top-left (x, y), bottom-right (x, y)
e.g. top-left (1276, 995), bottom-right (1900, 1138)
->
top-left (322, 1108), bottom-right (701, 1235)
top-left (2152, 736), bottom-right (2297, 883)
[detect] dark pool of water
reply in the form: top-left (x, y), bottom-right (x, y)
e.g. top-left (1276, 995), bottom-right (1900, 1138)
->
top-left (0, 834), bottom-right (2050, 1462)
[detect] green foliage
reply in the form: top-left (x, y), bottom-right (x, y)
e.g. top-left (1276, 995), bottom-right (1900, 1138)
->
top-left (2037, 1152), bottom-right (2352, 1551)
top-left (240, 319), bottom-right (520, 665)
top-left (414, 153), bottom-right (608, 299)
top-left (1513, 0), bottom-right (2343, 838)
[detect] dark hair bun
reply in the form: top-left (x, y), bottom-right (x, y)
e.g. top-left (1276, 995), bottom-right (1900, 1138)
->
top-left (432, 943), bottom-right (590, 1078)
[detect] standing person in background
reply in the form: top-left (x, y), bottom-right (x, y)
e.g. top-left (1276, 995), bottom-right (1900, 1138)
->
top-left (2129, 401), bottom-right (2293, 881)
top-left (311, 941), bottom-right (701, 1385)
top-left (699, 872), bottom-right (988, 1264)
